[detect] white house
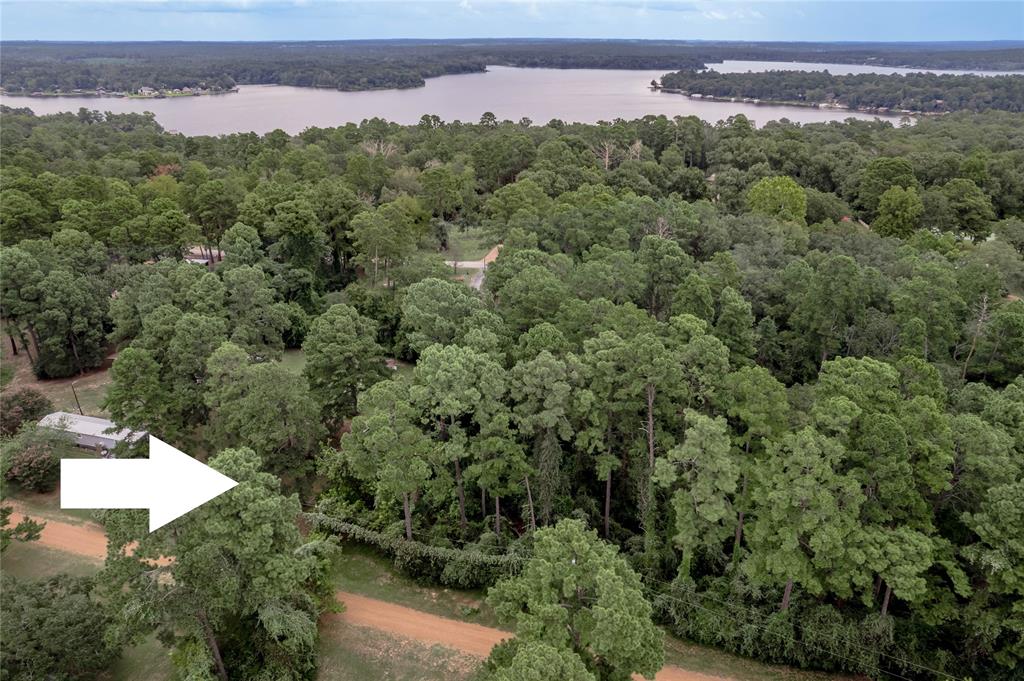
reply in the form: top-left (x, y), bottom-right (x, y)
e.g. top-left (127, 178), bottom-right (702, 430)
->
top-left (38, 412), bottom-right (146, 452)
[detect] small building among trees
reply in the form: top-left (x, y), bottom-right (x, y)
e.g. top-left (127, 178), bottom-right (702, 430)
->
top-left (38, 412), bottom-right (146, 453)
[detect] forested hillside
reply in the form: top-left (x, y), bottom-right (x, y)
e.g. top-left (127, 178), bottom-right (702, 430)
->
top-left (2, 39), bottom-right (1022, 94)
top-left (1, 105), bottom-right (1023, 681)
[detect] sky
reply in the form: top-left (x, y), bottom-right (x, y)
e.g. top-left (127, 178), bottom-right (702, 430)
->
top-left (1, 0), bottom-right (1021, 42)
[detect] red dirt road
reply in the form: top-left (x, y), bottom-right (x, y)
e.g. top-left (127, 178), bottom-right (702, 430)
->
top-left (331, 591), bottom-right (729, 681)
top-left (10, 506), bottom-right (730, 681)
top-left (330, 591), bottom-right (509, 658)
top-left (7, 508), bottom-right (106, 560)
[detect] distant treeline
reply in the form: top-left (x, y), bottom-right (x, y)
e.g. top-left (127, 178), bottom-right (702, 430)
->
top-left (660, 69), bottom-right (1024, 113)
top-left (1, 39), bottom-right (1022, 94)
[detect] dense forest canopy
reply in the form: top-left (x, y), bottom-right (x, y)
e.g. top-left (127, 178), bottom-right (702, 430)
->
top-left (1, 102), bottom-right (1023, 681)
top-left (1, 39), bottom-right (1022, 94)
top-left (659, 69), bottom-right (1024, 113)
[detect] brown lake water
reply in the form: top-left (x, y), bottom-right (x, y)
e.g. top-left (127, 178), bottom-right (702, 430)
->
top-left (0, 64), bottom-right (939, 136)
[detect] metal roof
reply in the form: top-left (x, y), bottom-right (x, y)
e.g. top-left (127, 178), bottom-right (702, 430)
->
top-left (38, 412), bottom-right (146, 443)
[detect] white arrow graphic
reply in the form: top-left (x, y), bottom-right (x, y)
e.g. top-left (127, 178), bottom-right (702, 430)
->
top-left (61, 435), bottom-right (239, 532)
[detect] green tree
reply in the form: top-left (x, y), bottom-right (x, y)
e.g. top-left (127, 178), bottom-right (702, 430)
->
top-left (399, 278), bottom-right (481, 354)
top-left (483, 641), bottom-right (595, 681)
top-left (941, 178), bottom-right (996, 241)
top-left (103, 447), bottom-right (334, 681)
top-left (207, 360), bottom-right (326, 475)
top-left (105, 346), bottom-right (181, 439)
top-left (222, 265), bottom-right (289, 358)
top-left (656, 410), bottom-right (740, 577)
top-left (789, 255), bottom-right (875, 367)
top-left (746, 175), bottom-right (807, 225)
top-left (166, 312), bottom-right (228, 429)
top-left (486, 519), bottom-right (664, 681)
top-left (308, 178), bottom-right (364, 277)
top-left (33, 269), bottom-right (108, 378)
top-left (672, 272), bottom-right (715, 322)
top-left (0, 246), bottom-right (45, 365)
top-left (190, 179), bottom-right (240, 258)
top-left (962, 480), bottom-right (1024, 669)
top-left (638, 235), bottom-right (692, 320)
top-left (891, 261), bottom-right (966, 361)
top-left (466, 432), bottom-right (530, 536)
top-left (411, 343), bottom-right (507, 532)
top-left (873, 185), bottom-right (923, 238)
top-left (713, 286), bottom-right (757, 363)
top-left (266, 197), bottom-right (329, 275)
top-left (471, 130), bottom-right (536, 192)
top-left (578, 330), bottom-right (642, 538)
top-left (744, 427), bottom-right (865, 611)
top-left (303, 304), bottom-right (388, 429)
top-left (0, 506), bottom-right (43, 553)
top-left (0, 574), bottom-right (120, 679)
top-left (0, 189), bottom-right (51, 244)
top-left (856, 157), bottom-right (917, 219)
top-left (718, 365), bottom-right (788, 555)
top-left (993, 217), bottom-right (1024, 255)
top-left (339, 379), bottom-right (433, 540)
top-left (499, 265), bottom-right (571, 333)
top-left (419, 164), bottom-right (469, 220)
top-left (509, 351), bottom-right (581, 526)
top-left (349, 205), bottom-right (413, 286)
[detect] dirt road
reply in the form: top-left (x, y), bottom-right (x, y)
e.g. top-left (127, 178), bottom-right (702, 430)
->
top-left (445, 245), bottom-right (502, 290)
top-left (330, 591), bottom-right (509, 657)
top-left (9, 505), bottom-right (730, 681)
top-left (7, 508), bottom-right (106, 560)
top-left (331, 591), bottom-right (728, 681)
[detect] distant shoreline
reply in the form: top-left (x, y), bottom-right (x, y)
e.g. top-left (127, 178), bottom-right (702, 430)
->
top-left (0, 87), bottom-right (237, 99)
top-left (653, 86), bottom-right (918, 119)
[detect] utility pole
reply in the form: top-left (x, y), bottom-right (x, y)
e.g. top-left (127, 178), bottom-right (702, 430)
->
top-left (70, 382), bottom-right (84, 415)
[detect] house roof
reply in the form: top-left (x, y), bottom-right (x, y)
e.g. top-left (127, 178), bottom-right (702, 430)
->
top-left (38, 412), bottom-right (146, 443)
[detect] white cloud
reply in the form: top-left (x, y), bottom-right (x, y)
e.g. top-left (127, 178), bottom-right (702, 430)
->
top-left (700, 5), bottom-right (762, 21)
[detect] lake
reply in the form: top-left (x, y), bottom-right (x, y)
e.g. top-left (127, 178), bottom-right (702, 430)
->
top-left (0, 64), bottom-right (919, 136)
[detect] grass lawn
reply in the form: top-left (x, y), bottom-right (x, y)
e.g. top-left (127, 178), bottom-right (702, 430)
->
top-left (319, 619), bottom-right (476, 681)
top-left (8, 484), bottom-right (101, 525)
top-left (664, 638), bottom-right (863, 681)
top-left (331, 542), bottom-right (498, 627)
top-left (105, 637), bottom-right (174, 681)
top-left (280, 348), bottom-right (307, 374)
top-left (443, 226), bottom-right (494, 262)
top-left (0, 343), bottom-right (114, 418)
top-left (1, 539), bottom-right (100, 579)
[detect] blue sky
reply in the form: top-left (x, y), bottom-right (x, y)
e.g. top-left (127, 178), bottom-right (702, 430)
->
top-left (1, 1), bottom-right (1021, 42)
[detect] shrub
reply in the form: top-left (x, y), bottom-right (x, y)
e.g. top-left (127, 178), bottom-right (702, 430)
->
top-left (5, 444), bottom-right (60, 492)
top-left (0, 388), bottom-right (53, 436)
top-left (1, 424), bottom-right (70, 494)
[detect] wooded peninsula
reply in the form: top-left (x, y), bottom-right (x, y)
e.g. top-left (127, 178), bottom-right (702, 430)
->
top-left (658, 69), bottom-right (1024, 114)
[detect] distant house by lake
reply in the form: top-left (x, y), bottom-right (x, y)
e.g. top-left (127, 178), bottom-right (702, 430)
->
top-left (39, 412), bottom-right (146, 453)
